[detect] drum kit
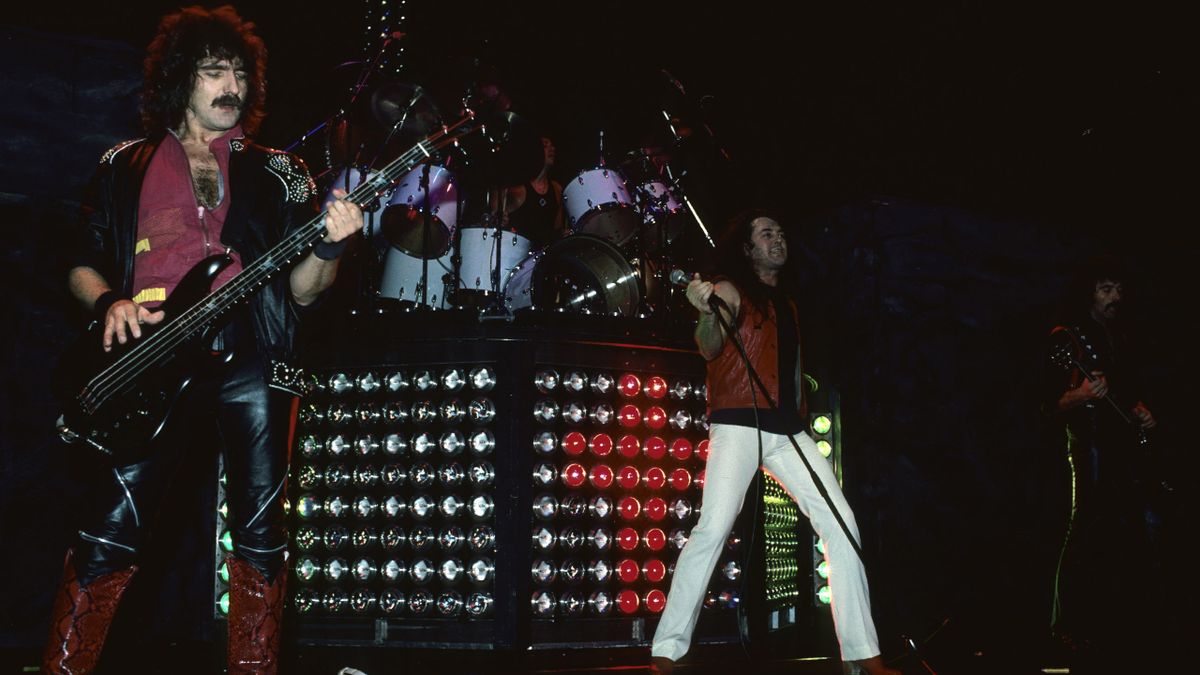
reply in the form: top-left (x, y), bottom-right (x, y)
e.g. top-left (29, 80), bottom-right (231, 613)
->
top-left (317, 79), bottom-right (710, 320)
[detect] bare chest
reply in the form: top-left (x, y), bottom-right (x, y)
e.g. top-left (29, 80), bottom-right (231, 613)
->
top-left (184, 147), bottom-right (221, 210)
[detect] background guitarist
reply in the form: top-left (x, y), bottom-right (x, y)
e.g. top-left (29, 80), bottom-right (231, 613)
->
top-left (44, 6), bottom-right (361, 673)
top-left (1043, 254), bottom-right (1164, 667)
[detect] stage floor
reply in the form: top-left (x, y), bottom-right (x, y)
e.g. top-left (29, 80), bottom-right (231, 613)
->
top-left (1, 637), bottom-right (1116, 675)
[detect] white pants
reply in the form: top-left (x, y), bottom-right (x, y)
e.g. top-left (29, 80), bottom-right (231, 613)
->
top-left (651, 424), bottom-right (881, 662)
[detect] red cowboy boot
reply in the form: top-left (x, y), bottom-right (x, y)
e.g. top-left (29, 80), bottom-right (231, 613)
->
top-left (226, 557), bottom-right (286, 675)
top-left (42, 549), bottom-right (137, 675)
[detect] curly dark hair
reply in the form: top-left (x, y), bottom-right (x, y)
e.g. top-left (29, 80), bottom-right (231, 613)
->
top-left (715, 208), bottom-right (786, 323)
top-left (140, 5), bottom-right (267, 136)
top-left (1065, 254), bottom-right (1128, 317)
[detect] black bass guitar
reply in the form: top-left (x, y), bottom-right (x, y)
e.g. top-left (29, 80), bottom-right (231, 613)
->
top-left (54, 115), bottom-right (475, 463)
top-left (1049, 333), bottom-right (1171, 496)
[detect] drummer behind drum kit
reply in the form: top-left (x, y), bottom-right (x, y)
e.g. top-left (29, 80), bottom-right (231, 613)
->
top-left (321, 84), bottom-right (704, 319)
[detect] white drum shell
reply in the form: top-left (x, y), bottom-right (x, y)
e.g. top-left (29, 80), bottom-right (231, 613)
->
top-left (562, 168), bottom-right (640, 245)
top-left (456, 227), bottom-right (533, 293)
top-left (379, 247), bottom-right (454, 308)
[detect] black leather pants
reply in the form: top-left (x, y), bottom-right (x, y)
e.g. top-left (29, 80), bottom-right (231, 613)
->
top-left (73, 348), bottom-right (293, 585)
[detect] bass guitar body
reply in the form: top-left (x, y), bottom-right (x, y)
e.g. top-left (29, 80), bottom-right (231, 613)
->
top-left (54, 254), bottom-right (236, 463)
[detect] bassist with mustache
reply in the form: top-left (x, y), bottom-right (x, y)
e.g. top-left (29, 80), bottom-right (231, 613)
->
top-left (1044, 255), bottom-right (1166, 664)
top-left (43, 6), bottom-right (361, 674)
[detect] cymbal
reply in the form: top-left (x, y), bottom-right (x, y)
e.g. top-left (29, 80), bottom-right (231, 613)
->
top-left (367, 81), bottom-right (441, 138)
top-left (327, 81), bottom-right (442, 168)
top-left (458, 110), bottom-right (544, 187)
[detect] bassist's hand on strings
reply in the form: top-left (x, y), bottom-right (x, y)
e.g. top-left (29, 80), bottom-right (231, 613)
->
top-left (1132, 401), bottom-right (1156, 429)
top-left (1081, 370), bottom-right (1108, 399)
top-left (104, 299), bottom-right (165, 353)
top-left (322, 188), bottom-right (361, 245)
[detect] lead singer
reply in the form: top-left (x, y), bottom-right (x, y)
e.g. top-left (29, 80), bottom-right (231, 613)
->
top-left (650, 210), bottom-right (898, 675)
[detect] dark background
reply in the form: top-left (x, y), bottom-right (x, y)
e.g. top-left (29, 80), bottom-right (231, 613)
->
top-left (3, 0), bottom-right (1197, 671)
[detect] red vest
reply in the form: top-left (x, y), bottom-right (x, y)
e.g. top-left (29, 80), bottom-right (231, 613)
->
top-left (706, 286), bottom-right (806, 417)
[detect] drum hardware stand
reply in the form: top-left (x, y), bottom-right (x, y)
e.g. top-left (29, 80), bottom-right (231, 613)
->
top-left (477, 195), bottom-right (513, 321)
top-left (283, 31), bottom-right (402, 154)
top-left (417, 162), bottom-right (434, 309)
top-left (664, 161), bottom-right (714, 249)
top-left (447, 186), bottom-right (468, 310)
top-left (659, 111), bottom-right (715, 248)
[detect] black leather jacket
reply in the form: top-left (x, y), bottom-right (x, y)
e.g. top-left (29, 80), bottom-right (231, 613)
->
top-left (67, 133), bottom-right (319, 370)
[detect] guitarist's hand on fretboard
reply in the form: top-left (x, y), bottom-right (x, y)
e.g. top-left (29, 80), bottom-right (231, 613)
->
top-left (1079, 369), bottom-right (1108, 400)
top-left (1132, 401), bottom-right (1157, 429)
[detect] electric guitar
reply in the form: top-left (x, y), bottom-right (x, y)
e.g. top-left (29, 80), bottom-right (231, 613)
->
top-left (1049, 333), bottom-right (1171, 496)
top-left (54, 115), bottom-right (475, 463)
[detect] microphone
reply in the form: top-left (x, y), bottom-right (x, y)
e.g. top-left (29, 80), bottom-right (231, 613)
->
top-left (669, 269), bottom-right (728, 313)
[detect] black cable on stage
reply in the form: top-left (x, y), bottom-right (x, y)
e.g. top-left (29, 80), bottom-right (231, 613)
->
top-left (713, 291), bottom-right (928, 674)
top-left (706, 291), bottom-right (865, 563)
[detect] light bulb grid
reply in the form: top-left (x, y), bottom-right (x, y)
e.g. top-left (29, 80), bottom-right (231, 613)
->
top-left (213, 467), bottom-right (231, 619)
top-left (762, 475), bottom-right (804, 608)
top-left (529, 366), bottom-right (731, 618)
top-left (290, 365), bottom-right (499, 619)
top-left (807, 411), bottom-right (838, 607)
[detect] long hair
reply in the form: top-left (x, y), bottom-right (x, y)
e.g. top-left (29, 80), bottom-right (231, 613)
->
top-left (716, 208), bottom-right (784, 324)
top-left (140, 5), bottom-right (267, 136)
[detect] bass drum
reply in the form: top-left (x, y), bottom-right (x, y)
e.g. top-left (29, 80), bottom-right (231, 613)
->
top-left (378, 246), bottom-right (454, 308)
top-left (504, 235), bottom-right (642, 317)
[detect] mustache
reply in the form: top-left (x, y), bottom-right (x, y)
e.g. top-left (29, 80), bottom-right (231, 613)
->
top-left (212, 95), bottom-right (242, 108)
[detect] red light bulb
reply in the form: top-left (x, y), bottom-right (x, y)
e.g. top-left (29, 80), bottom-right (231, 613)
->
top-left (618, 405), bottom-right (641, 428)
top-left (617, 588), bottom-right (640, 614)
top-left (617, 434), bottom-right (640, 458)
top-left (618, 374), bottom-right (641, 398)
top-left (562, 463), bottom-right (587, 488)
top-left (589, 433), bottom-right (613, 456)
top-left (643, 466), bottom-right (667, 490)
top-left (644, 589), bottom-right (667, 613)
top-left (616, 465), bottom-right (640, 490)
top-left (617, 559), bottom-right (640, 583)
top-left (642, 558), bottom-right (667, 583)
top-left (643, 527), bottom-right (667, 551)
top-left (669, 438), bottom-right (693, 461)
top-left (588, 464), bottom-right (614, 489)
top-left (644, 497), bottom-right (668, 522)
top-left (643, 436), bottom-right (666, 461)
top-left (696, 439), bottom-right (710, 462)
top-left (644, 406), bottom-right (667, 430)
top-left (643, 376), bottom-right (668, 399)
top-left (695, 469), bottom-right (706, 489)
top-left (562, 431), bottom-right (587, 456)
top-left (668, 468), bottom-right (692, 491)
top-left (616, 527), bottom-right (639, 551)
top-left (617, 496), bottom-right (641, 521)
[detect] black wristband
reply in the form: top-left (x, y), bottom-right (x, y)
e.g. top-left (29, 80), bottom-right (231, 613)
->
top-left (94, 290), bottom-right (127, 318)
top-left (313, 239), bottom-right (348, 261)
